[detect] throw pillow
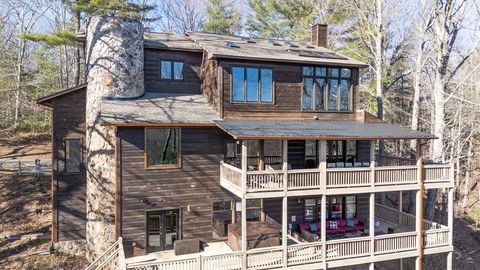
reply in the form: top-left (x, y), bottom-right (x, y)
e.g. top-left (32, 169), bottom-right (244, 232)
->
top-left (346, 219), bottom-right (354, 227)
top-left (313, 234), bottom-right (320, 241)
top-left (329, 221), bottom-right (338, 230)
top-left (309, 223), bottom-right (318, 232)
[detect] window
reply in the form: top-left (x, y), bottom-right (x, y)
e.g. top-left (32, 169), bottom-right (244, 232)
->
top-left (145, 128), bottom-right (180, 168)
top-left (327, 140), bottom-right (357, 163)
top-left (160, 60), bottom-right (184, 80)
top-left (246, 199), bottom-right (263, 221)
top-left (303, 196), bottom-right (357, 221)
top-left (305, 140), bottom-right (318, 168)
top-left (65, 139), bottom-right (81, 173)
top-left (302, 66), bottom-right (352, 111)
top-left (231, 66), bottom-right (273, 103)
top-left (345, 196), bottom-right (357, 219)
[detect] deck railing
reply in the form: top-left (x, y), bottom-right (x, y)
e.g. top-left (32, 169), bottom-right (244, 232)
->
top-left (86, 237), bottom-right (125, 270)
top-left (423, 229), bottom-right (450, 248)
top-left (326, 236), bottom-right (371, 260)
top-left (374, 232), bottom-right (417, 254)
top-left (286, 242), bottom-right (323, 266)
top-left (375, 204), bottom-right (446, 231)
top-left (220, 161), bottom-right (453, 194)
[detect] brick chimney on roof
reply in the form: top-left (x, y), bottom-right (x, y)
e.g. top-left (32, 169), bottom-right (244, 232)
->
top-left (311, 24), bottom-right (328, 48)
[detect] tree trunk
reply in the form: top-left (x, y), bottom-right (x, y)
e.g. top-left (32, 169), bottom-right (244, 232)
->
top-left (14, 39), bottom-right (26, 129)
top-left (461, 139), bottom-right (473, 208)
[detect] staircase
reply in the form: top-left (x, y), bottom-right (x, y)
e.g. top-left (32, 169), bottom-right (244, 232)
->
top-left (85, 237), bottom-right (126, 270)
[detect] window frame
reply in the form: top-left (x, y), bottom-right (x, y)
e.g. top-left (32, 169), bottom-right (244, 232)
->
top-left (159, 60), bottom-right (185, 81)
top-left (144, 127), bottom-right (182, 170)
top-left (230, 65), bottom-right (275, 104)
top-left (63, 138), bottom-right (83, 174)
top-left (301, 66), bottom-right (353, 112)
top-left (303, 195), bottom-right (358, 221)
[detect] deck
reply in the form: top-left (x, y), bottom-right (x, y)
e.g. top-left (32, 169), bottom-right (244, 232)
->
top-left (124, 205), bottom-right (451, 270)
top-left (220, 161), bottom-right (454, 198)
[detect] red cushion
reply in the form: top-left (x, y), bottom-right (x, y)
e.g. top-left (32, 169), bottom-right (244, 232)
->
top-left (337, 219), bottom-right (346, 227)
top-left (299, 223), bottom-right (310, 231)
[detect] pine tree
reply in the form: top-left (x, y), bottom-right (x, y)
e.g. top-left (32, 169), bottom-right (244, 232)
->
top-left (203, 0), bottom-right (241, 35)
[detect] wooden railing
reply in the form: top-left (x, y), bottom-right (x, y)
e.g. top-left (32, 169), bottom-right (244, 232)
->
top-left (287, 242), bottom-right (323, 266)
top-left (86, 237), bottom-right (125, 270)
top-left (220, 162), bottom-right (453, 194)
top-left (246, 170), bottom-right (284, 192)
top-left (287, 169), bottom-right (321, 189)
top-left (375, 166), bottom-right (417, 185)
top-left (202, 253), bottom-right (242, 270)
top-left (326, 167), bottom-right (371, 187)
top-left (424, 164), bottom-right (453, 183)
top-left (220, 162), bottom-right (243, 189)
top-left (326, 237), bottom-right (371, 260)
top-left (374, 232), bottom-right (417, 254)
top-left (246, 246), bottom-right (283, 269)
top-left (423, 229), bottom-right (450, 248)
top-left (375, 204), bottom-right (446, 231)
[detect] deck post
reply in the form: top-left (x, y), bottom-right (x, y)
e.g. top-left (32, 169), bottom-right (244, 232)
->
top-left (399, 191), bottom-right (403, 224)
top-left (282, 140), bottom-right (288, 267)
top-left (319, 140), bottom-right (327, 191)
top-left (369, 192), bottom-right (375, 259)
top-left (241, 141), bottom-right (248, 270)
top-left (416, 139), bottom-right (423, 270)
top-left (321, 194), bottom-right (327, 268)
top-left (447, 187), bottom-right (454, 270)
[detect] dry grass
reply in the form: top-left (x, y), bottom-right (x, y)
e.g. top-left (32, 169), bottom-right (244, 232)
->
top-left (0, 174), bottom-right (87, 269)
top-left (0, 132), bottom-right (51, 160)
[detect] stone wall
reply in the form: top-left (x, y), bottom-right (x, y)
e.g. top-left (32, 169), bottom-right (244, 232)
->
top-left (85, 15), bottom-right (144, 261)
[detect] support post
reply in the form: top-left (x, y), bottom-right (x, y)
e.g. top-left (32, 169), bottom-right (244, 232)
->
top-left (259, 139), bottom-right (265, 170)
top-left (319, 140), bottom-right (327, 191)
top-left (416, 139), bottom-right (423, 270)
top-left (448, 188), bottom-right (454, 246)
top-left (369, 192), bottom-right (375, 258)
top-left (282, 139), bottom-right (288, 268)
top-left (321, 194), bottom-right (327, 268)
top-left (399, 191), bottom-right (403, 225)
top-left (447, 251), bottom-right (453, 270)
top-left (241, 141), bottom-right (248, 270)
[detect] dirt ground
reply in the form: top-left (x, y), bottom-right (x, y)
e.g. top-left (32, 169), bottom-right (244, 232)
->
top-left (0, 174), bottom-right (87, 269)
top-left (0, 133), bottom-right (51, 160)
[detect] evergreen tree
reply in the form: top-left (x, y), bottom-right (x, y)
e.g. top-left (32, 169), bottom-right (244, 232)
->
top-left (203, 0), bottom-right (241, 35)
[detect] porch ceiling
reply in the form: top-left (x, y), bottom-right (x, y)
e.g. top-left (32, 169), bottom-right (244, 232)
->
top-left (214, 120), bottom-right (436, 140)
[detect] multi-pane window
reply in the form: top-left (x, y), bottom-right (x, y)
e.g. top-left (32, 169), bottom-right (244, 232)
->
top-left (231, 66), bottom-right (273, 103)
top-left (65, 139), bottom-right (81, 173)
top-left (327, 140), bottom-right (357, 163)
top-left (302, 66), bottom-right (352, 111)
top-left (145, 128), bottom-right (180, 168)
top-left (160, 60), bottom-right (184, 80)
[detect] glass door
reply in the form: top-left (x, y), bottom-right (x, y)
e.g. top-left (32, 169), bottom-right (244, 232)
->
top-left (147, 210), bottom-right (179, 252)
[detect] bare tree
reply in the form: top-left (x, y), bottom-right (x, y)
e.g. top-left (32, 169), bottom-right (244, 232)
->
top-left (155, 0), bottom-right (205, 33)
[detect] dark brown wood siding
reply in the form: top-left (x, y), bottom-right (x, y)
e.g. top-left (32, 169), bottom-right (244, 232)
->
top-left (220, 59), bottom-right (360, 120)
top-left (51, 87), bottom-right (87, 242)
top-left (201, 55), bottom-right (221, 114)
top-left (118, 126), bottom-right (236, 256)
top-left (144, 49), bottom-right (203, 94)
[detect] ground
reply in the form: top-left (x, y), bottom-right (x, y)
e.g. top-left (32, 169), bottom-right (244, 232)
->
top-left (0, 167), bottom-right (87, 269)
top-left (0, 132), bottom-right (51, 160)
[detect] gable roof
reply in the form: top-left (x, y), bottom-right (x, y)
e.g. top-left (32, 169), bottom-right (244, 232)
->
top-left (36, 84), bottom-right (87, 108)
top-left (187, 32), bottom-right (367, 67)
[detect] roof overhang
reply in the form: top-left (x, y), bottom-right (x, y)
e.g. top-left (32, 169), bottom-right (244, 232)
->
top-left (36, 84), bottom-right (87, 108)
top-left (215, 120), bottom-right (436, 140)
top-left (100, 92), bottom-right (221, 126)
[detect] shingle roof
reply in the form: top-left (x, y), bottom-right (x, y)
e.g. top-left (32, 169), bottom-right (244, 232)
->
top-left (215, 120), bottom-right (435, 140)
top-left (187, 32), bottom-right (367, 67)
top-left (100, 93), bottom-right (220, 125)
top-left (144, 32), bottom-right (203, 51)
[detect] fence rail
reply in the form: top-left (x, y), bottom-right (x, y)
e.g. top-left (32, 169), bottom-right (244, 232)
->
top-left (374, 232), bottom-right (417, 254)
top-left (220, 161), bottom-right (453, 194)
top-left (86, 237), bottom-right (125, 270)
top-left (424, 229), bottom-right (450, 248)
top-left (0, 159), bottom-right (51, 176)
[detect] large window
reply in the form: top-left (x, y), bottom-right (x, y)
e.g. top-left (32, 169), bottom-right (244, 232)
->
top-left (304, 196), bottom-right (357, 221)
top-left (65, 139), bottom-right (82, 173)
top-left (327, 140), bottom-right (357, 163)
top-left (160, 60), bottom-right (184, 80)
top-left (231, 66), bottom-right (273, 103)
top-left (302, 66), bottom-right (352, 111)
top-left (145, 128), bottom-right (180, 168)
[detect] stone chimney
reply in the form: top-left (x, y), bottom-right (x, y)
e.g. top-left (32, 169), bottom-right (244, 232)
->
top-left (85, 15), bottom-right (144, 261)
top-left (311, 24), bottom-right (328, 47)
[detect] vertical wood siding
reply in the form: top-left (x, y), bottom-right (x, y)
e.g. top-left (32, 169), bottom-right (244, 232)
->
top-left (144, 49), bottom-right (203, 93)
top-left (52, 87), bottom-right (87, 241)
top-left (118, 127), bottom-right (236, 256)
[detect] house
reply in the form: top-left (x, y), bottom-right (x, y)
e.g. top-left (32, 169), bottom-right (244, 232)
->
top-left (37, 16), bottom-right (454, 270)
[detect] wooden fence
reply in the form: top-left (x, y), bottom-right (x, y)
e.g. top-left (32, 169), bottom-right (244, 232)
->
top-left (0, 159), bottom-right (51, 176)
